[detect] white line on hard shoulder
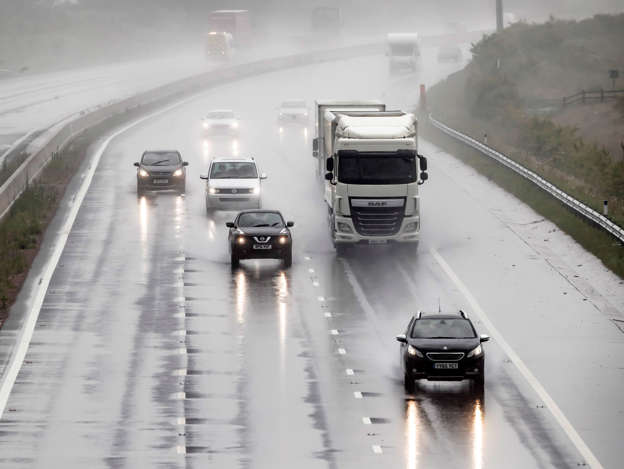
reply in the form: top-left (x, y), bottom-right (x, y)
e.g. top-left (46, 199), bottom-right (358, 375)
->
top-left (0, 93), bottom-right (203, 419)
top-left (430, 247), bottom-right (604, 469)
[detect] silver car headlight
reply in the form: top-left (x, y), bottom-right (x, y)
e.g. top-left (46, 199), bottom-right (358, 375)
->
top-left (407, 345), bottom-right (424, 358)
top-left (466, 344), bottom-right (483, 358)
top-left (173, 169), bottom-right (183, 177)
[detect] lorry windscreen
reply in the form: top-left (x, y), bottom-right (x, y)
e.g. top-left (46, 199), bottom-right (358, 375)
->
top-left (338, 152), bottom-right (417, 185)
top-left (389, 43), bottom-right (415, 56)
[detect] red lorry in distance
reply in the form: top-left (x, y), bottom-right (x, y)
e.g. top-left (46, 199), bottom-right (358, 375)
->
top-left (208, 10), bottom-right (251, 47)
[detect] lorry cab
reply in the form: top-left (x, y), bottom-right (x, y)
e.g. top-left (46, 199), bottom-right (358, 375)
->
top-left (386, 33), bottom-right (421, 73)
top-left (321, 111), bottom-right (428, 250)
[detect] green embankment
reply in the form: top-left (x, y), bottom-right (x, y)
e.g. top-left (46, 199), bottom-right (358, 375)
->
top-left (425, 14), bottom-right (624, 276)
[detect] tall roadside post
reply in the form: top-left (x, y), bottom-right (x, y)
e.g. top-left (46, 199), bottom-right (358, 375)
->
top-left (496, 0), bottom-right (504, 32)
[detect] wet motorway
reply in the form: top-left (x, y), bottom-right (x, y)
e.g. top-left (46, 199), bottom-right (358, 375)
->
top-left (1, 53), bottom-right (623, 468)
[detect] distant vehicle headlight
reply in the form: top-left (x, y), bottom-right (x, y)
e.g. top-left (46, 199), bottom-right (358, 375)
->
top-left (467, 344), bottom-right (483, 358)
top-left (231, 121), bottom-right (239, 129)
top-left (173, 169), bottom-right (183, 177)
top-left (407, 345), bottom-right (424, 358)
top-left (202, 121), bottom-right (209, 129)
top-left (139, 169), bottom-right (149, 178)
top-left (209, 187), bottom-right (217, 195)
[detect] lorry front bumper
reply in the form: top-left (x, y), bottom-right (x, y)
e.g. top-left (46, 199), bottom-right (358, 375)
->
top-left (334, 215), bottom-right (419, 244)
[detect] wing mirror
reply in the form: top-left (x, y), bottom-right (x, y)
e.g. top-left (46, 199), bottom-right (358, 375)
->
top-left (418, 154), bottom-right (428, 171)
top-left (396, 334), bottom-right (407, 344)
top-left (133, 162), bottom-right (140, 167)
top-left (225, 222), bottom-right (235, 228)
top-left (260, 173), bottom-right (267, 180)
top-left (286, 221), bottom-right (294, 227)
top-left (199, 174), bottom-right (208, 180)
top-left (480, 334), bottom-right (490, 343)
top-left (326, 156), bottom-right (334, 172)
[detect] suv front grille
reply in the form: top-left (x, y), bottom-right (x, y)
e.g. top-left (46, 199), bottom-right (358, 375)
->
top-left (350, 205), bottom-right (404, 237)
top-left (150, 170), bottom-right (173, 177)
top-left (217, 188), bottom-right (254, 194)
top-left (426, 352), bottom-right (465, 361)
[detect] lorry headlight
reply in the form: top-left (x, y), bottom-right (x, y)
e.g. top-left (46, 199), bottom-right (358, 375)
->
top-left (337, 222), bottom-right (352, 233)
top-left (467, 344), bottom-right (483, 358)
top-left (139, 169), bottom-right (149, 178)
top-left (173, 169), bottom-right (183, 177)
top-left (252, 186), bottom-right (260, 195)
top-left (407, 345), bottom-right (424, 358)
top-left (404, 222), bottom-right (419, 232)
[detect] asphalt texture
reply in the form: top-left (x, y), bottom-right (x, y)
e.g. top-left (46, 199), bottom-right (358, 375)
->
top-left (0, 53), bottom-right (622, 468)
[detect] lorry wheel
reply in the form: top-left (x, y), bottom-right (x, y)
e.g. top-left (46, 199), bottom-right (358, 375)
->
top-left (335, 244), bottom-right (351, 257)
top-left (230, 252), bottom-right (240, 269)
top-left (283, 249), bottom-right (292, 268)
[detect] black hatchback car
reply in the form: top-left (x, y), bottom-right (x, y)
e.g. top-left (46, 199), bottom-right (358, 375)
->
top-left (226, 210), bottom-right (294, 268)
top-left (396, 311), bottom-right (490, 393)
top-left (134, 150), bottom-right (188, 195)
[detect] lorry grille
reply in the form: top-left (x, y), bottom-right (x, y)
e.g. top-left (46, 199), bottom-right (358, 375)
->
top-left (350, 206), bottom-right (404, 237)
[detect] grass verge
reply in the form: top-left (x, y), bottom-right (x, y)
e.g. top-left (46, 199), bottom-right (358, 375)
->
top-left (422, 121), bottom-right (624, 279)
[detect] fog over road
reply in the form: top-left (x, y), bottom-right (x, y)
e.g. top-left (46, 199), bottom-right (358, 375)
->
top-left (0, 51), bottom-right (622, 468)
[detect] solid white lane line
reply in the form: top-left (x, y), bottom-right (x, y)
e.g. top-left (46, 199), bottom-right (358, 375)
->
top-left (372, 445), bottom-right (383, 454)
top-left (362, 417), bottom-right (372, 425)
top-left (0, 90), bottom-right (210, 419)
top-left (431, 247), bottom-right (604, 469)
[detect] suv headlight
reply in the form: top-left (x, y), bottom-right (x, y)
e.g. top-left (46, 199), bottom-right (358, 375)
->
top-left (467, 344), bottom-right (483, 358)
top-left (407, 345), bottom-right (424, 358)
top-left (139, 169), bottom-right (149, 178)
top-left (173, 169), bottom-right (183, 177)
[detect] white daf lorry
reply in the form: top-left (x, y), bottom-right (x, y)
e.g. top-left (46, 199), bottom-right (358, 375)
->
top-left (313, 101), bottom-right (428, 253)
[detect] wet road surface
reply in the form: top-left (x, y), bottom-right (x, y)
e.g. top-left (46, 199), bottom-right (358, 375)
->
top-left (0, 53), bottom-right (623, 468)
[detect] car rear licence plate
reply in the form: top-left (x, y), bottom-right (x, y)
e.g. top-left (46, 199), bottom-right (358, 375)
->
top-left (434, 362), bottom-right (458, 369)
top-left (369, 239), bottom-right (388, 245)
top-left (253, 244), bottom-right (272, 250)
top-left (153, 179), bottom-right (168, 184)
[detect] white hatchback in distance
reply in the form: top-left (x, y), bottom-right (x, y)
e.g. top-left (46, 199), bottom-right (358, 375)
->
top-left (200, 157), bottom-right (267, 212)
top-left (202, 109), bottom-right (239, 135)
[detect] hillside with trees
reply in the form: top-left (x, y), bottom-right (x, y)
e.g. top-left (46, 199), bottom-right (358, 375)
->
top-left (428, 14), bottom-right (624, 225)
